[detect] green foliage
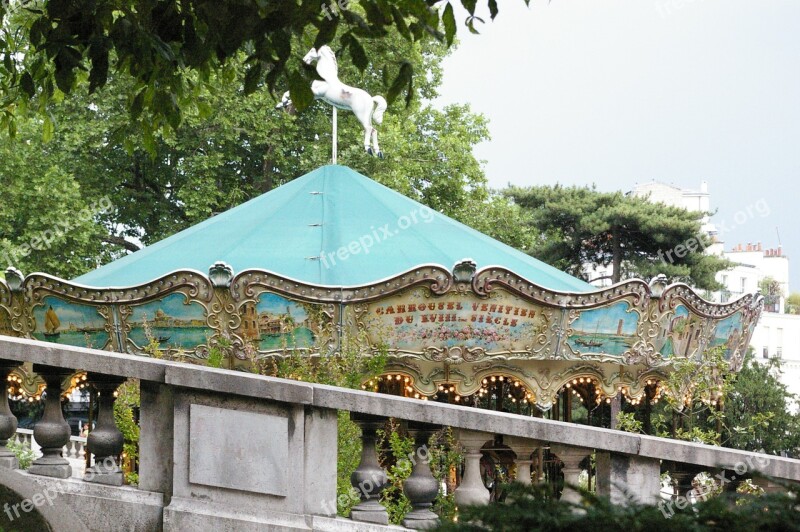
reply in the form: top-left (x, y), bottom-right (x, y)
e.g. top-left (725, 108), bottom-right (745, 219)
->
top-left (434, 481), bottom-right (800, 532)
top-left (336, 412), bottom-right (363, 517)
top-left (205, 334), bottom-right (231, 369)
top-left (786, 292), bottom-right (800, 314)
top-left (723, 355), bottom-right (800, 454)
top-left (379, 424), bottom-right (415, 524)
top-left (429, 427), bottom-right (463, 522)
top-left (112, 379), bottom-right (141, 483)
top-left (0, 0), bottom-right (526, 141)
top-left (505, 185), bottom-right (732, 289)
top-left (6, 438), bottom-right (34, 469)
top-left (615, 411), bottom-right (644, 434)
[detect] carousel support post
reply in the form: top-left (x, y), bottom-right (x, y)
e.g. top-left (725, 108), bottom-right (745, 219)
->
top-left (29, 365), bottom-right (72, 479)
top-left (84, 373), bottom-right (125, 485)
top-left (0, 361), bottom-right (20, 468)
top-left (402, 421), bottom-right (440, 530)
top-left (349, 413), bottom-right (389, 525)
top-left (454, 429), bottom-right (491, 506)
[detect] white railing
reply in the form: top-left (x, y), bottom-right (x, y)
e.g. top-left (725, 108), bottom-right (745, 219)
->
top-left (13, 427), bottom-right (88, 477)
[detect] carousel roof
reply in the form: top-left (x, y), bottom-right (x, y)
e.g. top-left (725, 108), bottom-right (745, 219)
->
top-left (74, 165), bottom-right (592, 292)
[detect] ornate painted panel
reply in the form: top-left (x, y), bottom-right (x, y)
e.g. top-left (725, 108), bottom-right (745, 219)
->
top-left (236, 291), bottom-right (333, 356)
top-left (356, 287), bottom-right (556, 361)
top-left (123, 292), bottom-right (212, 354)
top-left (31, 295), bottom-right (111, 350)
top-left (564, 300), bottom-right (640, 359)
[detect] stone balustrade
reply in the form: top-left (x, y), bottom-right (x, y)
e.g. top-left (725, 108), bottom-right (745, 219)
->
top-left (0, 335), bottom-right (798, 531)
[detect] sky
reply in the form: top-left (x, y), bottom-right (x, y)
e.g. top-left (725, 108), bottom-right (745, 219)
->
top-left (436, 0), bottom-right (800, 290)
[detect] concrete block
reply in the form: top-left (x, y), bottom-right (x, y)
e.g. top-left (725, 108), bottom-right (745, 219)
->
top-left (189, 403), bottom-right (289, 496)
top-left (596, 452), bottom-right (661, 505)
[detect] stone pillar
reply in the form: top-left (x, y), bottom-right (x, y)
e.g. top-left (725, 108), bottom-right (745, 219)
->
top-left (138, 381), bottom-right (174, 503)
top-left (349, 413), bottom-right (389, 525)
top-left (596, 452), bottom-right (661, 505)
top-left (454, 429), bottom-right (490, 506)
top-left (550, 443), bottom-right (591, 505)
top-left (506, 436), bottom-right (540, 485)
top-left (29, 364), bottom-right (72, 478)
top-left (84, 373), bottom-right (125, 485)
top-left (0, 361), bottom-right (19, 469)
top-left (402, 422), bottom-right (439, 530)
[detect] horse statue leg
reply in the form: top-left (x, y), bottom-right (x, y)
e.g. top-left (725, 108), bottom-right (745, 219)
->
top-left (370, 96), bottom-right (387, 158)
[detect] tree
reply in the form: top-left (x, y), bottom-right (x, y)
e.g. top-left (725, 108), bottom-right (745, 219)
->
top-left (723, 355), bottom-right (800, 455)
top-left (0, 0), bottom-right (527, 139)
top-left (505, 185), bottom-right (731, 290)
top-left (0, 119), bottom-right (112, 278)
top-left (1, 28), bottom-right (497, 275)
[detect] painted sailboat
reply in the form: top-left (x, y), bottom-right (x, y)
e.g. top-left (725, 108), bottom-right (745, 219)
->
top-left (43, 306), bottom-right (61, 339)
top-left (575, 319), bottom-right (603, 348)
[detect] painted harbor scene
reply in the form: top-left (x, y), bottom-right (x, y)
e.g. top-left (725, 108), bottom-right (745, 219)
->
top-left (33, 296), bottom-right (110, 349)
top-left (239, 293), bottom-right (316, 351)
top-left (567, 301), bottom-right (639, 356)
top-left (127, 293), bottom-right (211, 350)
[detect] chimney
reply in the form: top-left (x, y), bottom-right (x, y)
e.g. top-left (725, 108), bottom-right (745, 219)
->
top-left (778, 246), bottom-right (783, 257)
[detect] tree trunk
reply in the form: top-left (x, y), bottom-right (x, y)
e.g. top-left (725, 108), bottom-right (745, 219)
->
top-left (611, 227), bottom-right (622, 283)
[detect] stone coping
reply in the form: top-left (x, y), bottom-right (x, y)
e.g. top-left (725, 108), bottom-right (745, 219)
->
top-left (2, 335), bottom-right (799, 482)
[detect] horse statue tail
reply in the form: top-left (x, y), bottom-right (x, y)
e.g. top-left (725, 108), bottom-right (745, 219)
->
top-left (372, 96), bottom-right (387, 125)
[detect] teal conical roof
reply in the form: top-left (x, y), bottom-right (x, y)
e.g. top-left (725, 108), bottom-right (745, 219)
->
top-left (74, 165), bottom-right (591, 291)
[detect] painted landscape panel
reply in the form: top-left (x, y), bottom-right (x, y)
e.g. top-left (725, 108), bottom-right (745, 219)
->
top-left (567, 301), bottom-right (639, 356)
top-left (709, 311), bottom-right (744, 360)
top-left (238, 293), bottom-right (317, 352)
top-left (127, 293), bottom-right (211, 350)
top-left (658, 304), bottom-right (705, 358)
top-left (32, 296), bottom-right (109, 349)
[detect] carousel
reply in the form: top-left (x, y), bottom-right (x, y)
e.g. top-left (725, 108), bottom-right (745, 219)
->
top-left (0, 162), bottom-right (762, 421)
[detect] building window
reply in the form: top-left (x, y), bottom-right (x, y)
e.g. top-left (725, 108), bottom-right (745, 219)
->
top-left (763, 346), bottom-right (769, 359)
top-left (776, 347), bottom-right (783, 359)
top-left (740, 277), bottom-right (747, 293)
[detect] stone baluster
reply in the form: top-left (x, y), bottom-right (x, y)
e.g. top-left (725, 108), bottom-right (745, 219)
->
top-left (77, 440), bottom-right (86, 462)
top-left (454, 429), bottom-right (490, 507)
top-left (506, 436), bottom-right (540, 485)
top-left (349, 413), bottom-right (389, 525)
top-left (402, 421), bottom-right (440, 530)
top-left (550, 443), bottom-right (591, 505)
top-left (85, 373), bottom-right (125, 485)
top-left (0, 361), bottom-right (20, 468)
top-left (29, 365), bottom-right (72, 478)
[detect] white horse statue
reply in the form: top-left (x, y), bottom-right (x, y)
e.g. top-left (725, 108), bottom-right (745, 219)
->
top-left (277, 46), bottom-right (387, 158)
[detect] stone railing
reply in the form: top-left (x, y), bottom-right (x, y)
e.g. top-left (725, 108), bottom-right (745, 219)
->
top-left (0, 335), bottom-right (798, 531)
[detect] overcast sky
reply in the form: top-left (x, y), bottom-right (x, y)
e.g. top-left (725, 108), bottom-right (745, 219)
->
top-left (437, 0), bottom-right (800, 290)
